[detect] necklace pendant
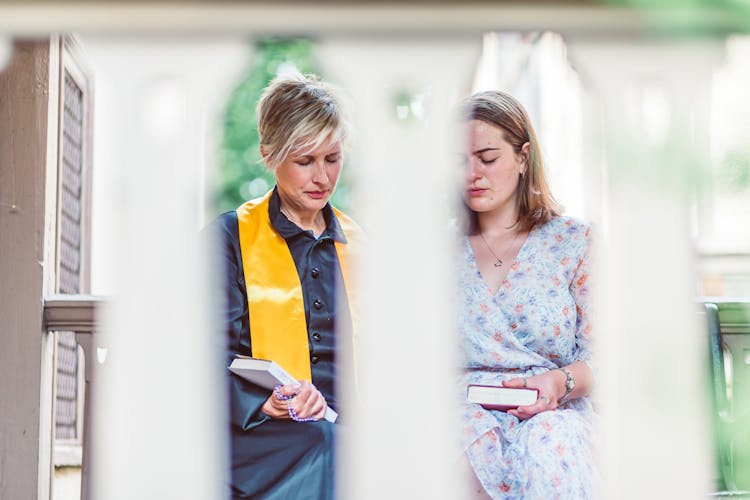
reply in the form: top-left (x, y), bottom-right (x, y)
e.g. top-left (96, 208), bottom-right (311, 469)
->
top-left (494, 259), bottom-right (503, 268)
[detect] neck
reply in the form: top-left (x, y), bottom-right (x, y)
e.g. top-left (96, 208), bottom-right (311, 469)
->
top-left (279, 201), bottom-right (325, 234)
top-left (476, 205), bottom-right (519, 237)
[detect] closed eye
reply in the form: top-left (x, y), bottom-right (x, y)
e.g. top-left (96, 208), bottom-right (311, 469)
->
top-left (480, 157), bottom-right (498, 165)
top-left (325, 154), bottom-right (341, 163)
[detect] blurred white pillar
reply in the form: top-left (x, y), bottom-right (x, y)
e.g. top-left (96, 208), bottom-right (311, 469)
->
top-left (472, 32), bottom-right (587, 219)
top-left (319, 37), bottom-right (479, 500)
top-left (84, 39), bottom-right (247, 499)
top-left (567, 37), bottom-right (725, 499)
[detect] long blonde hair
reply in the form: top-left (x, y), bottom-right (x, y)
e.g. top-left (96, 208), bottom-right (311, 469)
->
top-left (463, 90), bottom-right (560, 233)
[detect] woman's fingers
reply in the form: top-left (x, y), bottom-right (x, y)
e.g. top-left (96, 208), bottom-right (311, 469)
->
top-left (314, 400), bottom-right (327, 420)
top-left (504, 370), bottom-right (565, 420)
top-left (262, 393), bottom-right (289, 418)
top-left (262, 381), bottom-right (331, 420)
top-left (287, 381), bottom-right (328, 421)
top-left (297, 388), bottom-right (326, 420)
top-left (502, 377), bottom-right (526, 388)
top-left (508, 393), bottom-right (556, 420)
top-left (278, 382), bottom-right (301, 399)
top-left (299, 389), bottom-right (326, 420)
top-left (263, 382), bottom-right (304, 420)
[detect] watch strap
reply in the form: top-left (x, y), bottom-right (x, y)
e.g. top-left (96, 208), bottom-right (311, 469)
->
top-left (557, 367), bottom-right (574, 402)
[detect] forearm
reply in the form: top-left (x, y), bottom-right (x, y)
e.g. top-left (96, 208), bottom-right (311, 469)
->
top-left (505, 358), bottom-right (594, 419)
top-left (553, 360), bottom-right (593, 402)
top-left (230, 375), bottom-right (272, 430)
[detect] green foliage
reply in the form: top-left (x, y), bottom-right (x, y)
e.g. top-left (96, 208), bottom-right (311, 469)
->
top-left (720, 149), bottom-right (750, 192)
top-left (214, 38), bottom-right (339, 215)
top-left (597, 0), bottom-right (750, 36)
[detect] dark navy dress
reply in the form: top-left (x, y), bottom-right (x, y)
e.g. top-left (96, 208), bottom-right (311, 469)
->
top-left (207, 188), bottom-right (351, 500)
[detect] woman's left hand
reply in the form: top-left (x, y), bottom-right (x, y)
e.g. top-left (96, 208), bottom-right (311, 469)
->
top-left (503, 369), bottom-right (566, 420)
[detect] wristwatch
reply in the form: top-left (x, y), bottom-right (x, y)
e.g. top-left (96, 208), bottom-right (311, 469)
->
top-left (558, 367), bottom-right (575, 402)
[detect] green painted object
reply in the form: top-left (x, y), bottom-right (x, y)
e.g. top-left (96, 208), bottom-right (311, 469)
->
top-left (706, 300), bottom-right (750, 493)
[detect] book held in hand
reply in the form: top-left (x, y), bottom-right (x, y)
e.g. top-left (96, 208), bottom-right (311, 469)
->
top-left (467, 384), bottom-right (540, 411)
top-left (229, 356), bottom-right (338, 423)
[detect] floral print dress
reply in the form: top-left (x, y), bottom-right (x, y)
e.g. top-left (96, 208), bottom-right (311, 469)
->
top-left (458, 216), bottom-right (596, 500)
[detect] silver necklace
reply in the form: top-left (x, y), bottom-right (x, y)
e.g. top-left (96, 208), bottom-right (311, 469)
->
top-left (478, 230), bottom-right (520, 268)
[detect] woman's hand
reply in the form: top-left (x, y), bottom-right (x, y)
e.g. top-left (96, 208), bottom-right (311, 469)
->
top-left (503, 369), bottom-right (567, 420)
top-left (261, 380), bottom-right (328, 421)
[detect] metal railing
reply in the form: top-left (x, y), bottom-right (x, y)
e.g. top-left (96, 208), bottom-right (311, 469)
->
top-left (703, 299), bottom-right (750, 497)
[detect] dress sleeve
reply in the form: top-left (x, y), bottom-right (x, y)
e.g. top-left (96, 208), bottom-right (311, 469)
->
top-left (570, 222), bottom-right (594, 373)
top-left (206, 213), bottom-right (272, 431)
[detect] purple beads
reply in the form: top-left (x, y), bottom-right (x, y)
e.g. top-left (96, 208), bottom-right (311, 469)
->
top-left (274, 385), bottom-right (316, 422)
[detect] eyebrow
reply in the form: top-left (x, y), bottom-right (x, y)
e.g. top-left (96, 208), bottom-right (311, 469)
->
top-left (296, 150), bottom-right (341, 159)
top-left (472, 147), bottom-right (500, 155)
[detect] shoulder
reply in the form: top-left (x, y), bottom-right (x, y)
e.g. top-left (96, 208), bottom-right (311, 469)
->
top-left (332, 207), bottom-right (365, 239)
top-left (199, 212), bottom-right (244, 279)
top-left (236, 193), bottom-right (270, 219)
top-left (203, 211), bottom-right (239, 238)
top-left (202, 211), bottom-right (241, 252)
top-left (331, 206), bottom-right (359, 227)
top-left (536, 216), bottom-right (593, 257)
top-left (539, 215), bottom-right (591, 239)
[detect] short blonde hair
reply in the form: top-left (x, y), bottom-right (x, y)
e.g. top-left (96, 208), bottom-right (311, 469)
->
top-left (256, 73), bottom-right (346, 169)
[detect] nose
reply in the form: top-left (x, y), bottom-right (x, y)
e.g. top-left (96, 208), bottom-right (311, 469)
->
top-left (311, 159), bottom-right (329, 184)
top-left (466, 158), bottom-right (481, 182)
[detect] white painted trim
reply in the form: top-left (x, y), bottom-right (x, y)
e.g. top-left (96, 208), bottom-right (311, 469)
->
top-left (39, 34), bottom-right (62, 500)
top-left (44, 295), bottom-right (102, 332)
top-left (53, 444), bottom-right (83, 468)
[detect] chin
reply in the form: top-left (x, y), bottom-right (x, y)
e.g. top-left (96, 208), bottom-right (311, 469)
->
top-left (304, 198), bottom-right (330, 211)
top-left (465, 200), bottom-right (488, 213)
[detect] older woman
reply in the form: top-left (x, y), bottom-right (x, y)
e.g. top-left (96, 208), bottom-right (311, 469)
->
top-left (207, 74), bottom-right (360, 500)
top-left (458, 90), bottom-right (596, 499)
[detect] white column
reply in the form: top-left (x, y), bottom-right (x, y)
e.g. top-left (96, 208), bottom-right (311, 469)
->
top-left (83, 38), bottom-right (248, 500)
top-left (566, 37), bottom-right (725, 499)
top-left (319, 36), bottom-right (480, 500)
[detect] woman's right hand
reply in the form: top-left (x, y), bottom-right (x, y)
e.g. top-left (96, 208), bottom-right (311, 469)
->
top-left (261, 380), bottom-right (328, 421)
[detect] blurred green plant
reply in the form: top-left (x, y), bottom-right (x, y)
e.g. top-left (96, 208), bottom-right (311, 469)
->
top-left (213, 37), bottom-right (353, 216)
top-left (214, 38), bottom-right (315, 215)
top-left (599, 0), bottom-right (750, 36)
top-left (719, 149), bottom-right (750, 192)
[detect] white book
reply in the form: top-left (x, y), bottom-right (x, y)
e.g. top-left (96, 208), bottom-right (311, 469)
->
top-left (229, 356), bottom-right (338, 423)
top-left (466, 384), bottom-right (539, 411)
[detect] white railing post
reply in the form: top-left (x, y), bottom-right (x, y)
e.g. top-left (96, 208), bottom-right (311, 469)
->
top-left (319, 36), bottom-right (480, 500)
top-left (81, 39), bottom-right (247, 500)
top-left (567, 36), bottom-right (725, 499)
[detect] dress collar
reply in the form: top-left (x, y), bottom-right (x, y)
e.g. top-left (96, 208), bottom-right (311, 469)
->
top-left (268, 186), bottom-right (347, 243)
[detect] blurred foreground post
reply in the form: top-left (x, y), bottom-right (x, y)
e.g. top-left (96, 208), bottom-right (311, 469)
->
top-left (319, 36), bottom-right (479, 500)
top-left (87, 39), bottom-right (246, 500)
top-left (568, 37), bottom-right (724, 499)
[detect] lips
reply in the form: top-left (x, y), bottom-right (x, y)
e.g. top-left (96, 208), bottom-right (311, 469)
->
top-left (467, 187), bottom-right (488, 196)
top-left (306, 190), bottom-right (328, 200)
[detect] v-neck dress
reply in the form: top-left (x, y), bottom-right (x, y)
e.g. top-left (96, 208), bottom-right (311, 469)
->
top-left (458, 216), bottom-right (596, 499)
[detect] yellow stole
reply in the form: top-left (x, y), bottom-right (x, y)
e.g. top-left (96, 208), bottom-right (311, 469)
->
top-left (236, 190), bottom-right (360, 382)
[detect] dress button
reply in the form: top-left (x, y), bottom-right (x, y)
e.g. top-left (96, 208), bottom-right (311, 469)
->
top-left (313, 299), bottom-right (323, 310)
top-left (311, 267), bottom-right (320, 279)
top-left (311, 355), bottom-right (319, 364)
top-left (312, 332), bottom-right (322, 342)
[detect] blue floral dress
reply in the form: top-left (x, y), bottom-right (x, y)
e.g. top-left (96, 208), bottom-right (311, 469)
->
top-left (458, 216), bottom-right (596, 500)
